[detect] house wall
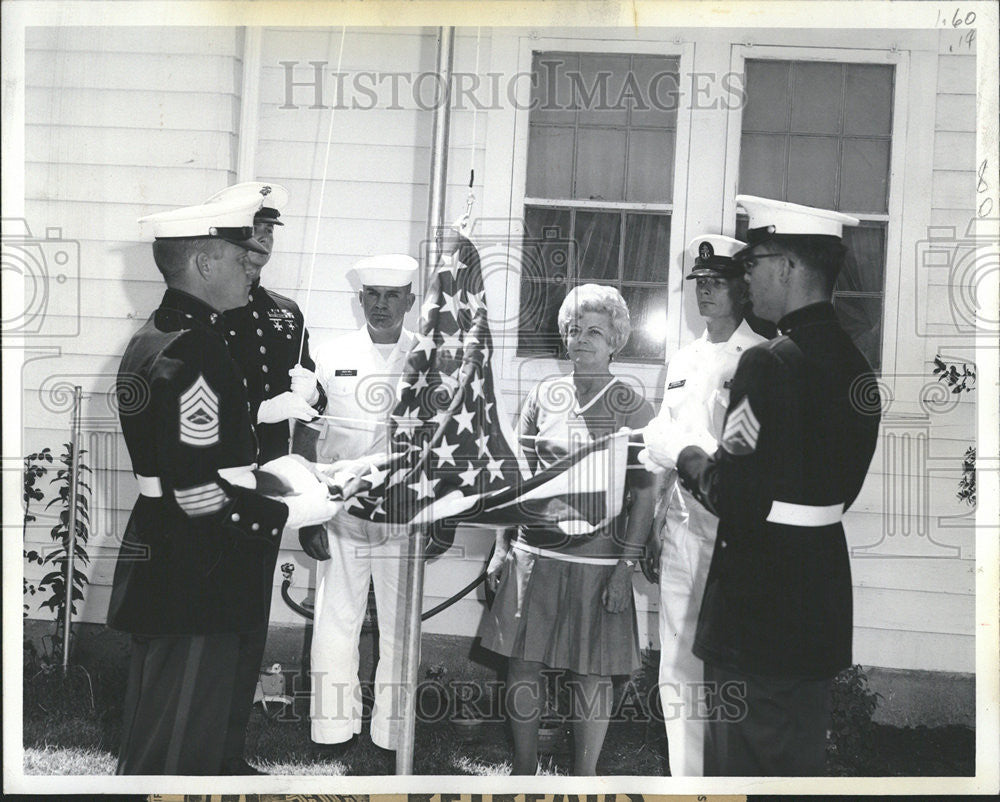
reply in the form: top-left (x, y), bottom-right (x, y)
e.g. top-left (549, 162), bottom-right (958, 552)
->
top-left (20, 26), bottom-right (979, 682)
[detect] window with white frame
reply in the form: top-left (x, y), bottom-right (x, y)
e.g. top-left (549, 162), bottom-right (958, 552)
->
top-left (517, 51), bottom-right (679, 362)
top-left (737, 59), bottom-right (894, 370)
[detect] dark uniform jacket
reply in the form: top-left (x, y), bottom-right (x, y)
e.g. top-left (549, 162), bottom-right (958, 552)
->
top-left (222, 283), bottom-right (325, 463)
top-left (678, 302), bottom-right (880, 679)
top-left (108, 288), bottom-right (288, 636)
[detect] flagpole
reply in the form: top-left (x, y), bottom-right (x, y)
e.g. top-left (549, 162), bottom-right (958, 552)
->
top-left (396, 25), bottom-right (454, 776)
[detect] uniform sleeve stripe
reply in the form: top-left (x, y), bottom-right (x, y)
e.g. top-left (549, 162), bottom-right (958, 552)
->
top-left (174, 482), bottom-right (228, 515)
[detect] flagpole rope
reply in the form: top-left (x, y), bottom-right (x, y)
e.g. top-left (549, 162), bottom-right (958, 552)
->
top-left (296, 24), bottom-right (347, 368)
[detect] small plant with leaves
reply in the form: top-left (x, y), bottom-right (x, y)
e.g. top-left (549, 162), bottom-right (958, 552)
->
top-left (932, 355), bottom-right (976, 506)
top-left (827, 664), bottom-right (882, 774)
top-left (23, 449), bottom-right (53, 616)
top-left (34, 442), bottom-right (92, 655)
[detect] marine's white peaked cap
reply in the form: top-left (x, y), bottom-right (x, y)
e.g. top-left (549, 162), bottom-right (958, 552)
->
top-left (736, 195), bottom-right (860, 240)
top-left (137, 194), bottom-right (267, 253)
top-left (205, 181), bottom-right (289, 225)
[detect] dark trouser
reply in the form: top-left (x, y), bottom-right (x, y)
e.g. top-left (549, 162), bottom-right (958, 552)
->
top-left (703, 662), bottom-right (832, 776)
top-left (220, 618), bottom-right (269, 768)
top-left (117, 633), bottom-right (240, 775)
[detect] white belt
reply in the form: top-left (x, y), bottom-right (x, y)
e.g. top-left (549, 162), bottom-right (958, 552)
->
top-left (136, 474), bottom-right (163, 497)
top-left (513, 540), bottom-right (620, 566)
top-left (766, 501), bottom-right (844, 527)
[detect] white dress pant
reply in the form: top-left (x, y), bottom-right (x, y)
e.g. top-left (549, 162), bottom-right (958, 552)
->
top-left (310, 512), bottom-right (409, 749)
top-left (658, 521), bottom-right (716, 776)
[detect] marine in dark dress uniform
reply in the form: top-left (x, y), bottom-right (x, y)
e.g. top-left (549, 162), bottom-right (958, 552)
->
top-left (641, 195), bottom-right (881, 776)
top-left (109, 195), bottom-right (339, 775)
top-left (207, 183), bottom-right (326, 773)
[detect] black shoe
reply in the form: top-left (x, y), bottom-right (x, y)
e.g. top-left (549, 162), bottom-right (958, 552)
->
top-left (310, 735), bottom-right (357, 761)
top-left (221, 758), bottom-right (266, 775)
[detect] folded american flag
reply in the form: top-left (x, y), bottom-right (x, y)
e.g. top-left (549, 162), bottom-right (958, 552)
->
top-left (339, 235), bottom-right (629, 533)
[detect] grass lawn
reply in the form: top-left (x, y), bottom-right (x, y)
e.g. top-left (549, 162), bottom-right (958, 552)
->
top-left (21, 660), bottom-right (974, 777)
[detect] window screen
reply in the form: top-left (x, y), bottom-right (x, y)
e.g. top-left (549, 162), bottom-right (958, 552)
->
top-left (518, 52), bottom-right (679, 362)
top-left (739, 59), bottom-right (894, 370)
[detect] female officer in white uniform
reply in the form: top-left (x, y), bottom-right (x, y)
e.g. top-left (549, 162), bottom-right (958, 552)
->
top-left (646, 235), bottom-right (765, 776)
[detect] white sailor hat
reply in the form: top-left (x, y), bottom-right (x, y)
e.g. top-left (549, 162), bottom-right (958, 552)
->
top-left (734, 195), bottom-right (859, 258)
top-left (137, 194), bottom-right (268, 254)
top-left (205, 181), bottom-right (289, 226)
top-left (685, 234), bottom-right (746, 279)
top-left (350, 254), bottom-right (419, 288)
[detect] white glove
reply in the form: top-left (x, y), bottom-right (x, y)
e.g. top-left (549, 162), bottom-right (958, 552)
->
top-left (637, 447), bottom-right (669, 475)
top-left (642, 416), bottom-right (717, 472)
top-left (289, 364), bottom-right (320, 405)
top-left (259, 454), bottom-right (325, 492)
top-left (282, 484), bottom-right (341, 529)
top-left (257, 391), bottom-right (316, 424)
top-left (314, 458), bottom-right (376, 491)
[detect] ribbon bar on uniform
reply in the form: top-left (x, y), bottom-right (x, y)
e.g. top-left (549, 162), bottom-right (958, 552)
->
top-left (766, 500), bottom-right (844, 527)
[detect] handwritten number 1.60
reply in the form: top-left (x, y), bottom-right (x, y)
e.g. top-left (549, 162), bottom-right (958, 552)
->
top-left (938, 8), bottom-right (976, 27)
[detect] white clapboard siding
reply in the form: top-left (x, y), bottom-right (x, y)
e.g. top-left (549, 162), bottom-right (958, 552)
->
top-left (26, 87), bottom-right (241, 133)
top-left (26, 126), bottom-right (235, 170)
top-left (26, 26), bottom-right (242, 56)
top-left (932, 131), bottom-right (977, 172)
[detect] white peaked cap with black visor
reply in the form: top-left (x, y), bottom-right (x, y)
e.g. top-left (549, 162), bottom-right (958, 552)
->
top-left (137, 193), bottom-right (268, 254)
top-left (685, 234), bottom-right (747, 279)
top-left (204, 181), bottom-right (289, 226)
top-left (734, 194), bottom-right (859, 260)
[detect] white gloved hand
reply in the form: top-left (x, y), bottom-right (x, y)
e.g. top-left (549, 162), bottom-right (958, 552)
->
top-left (282, 484), bottom-right (341, 529)
top-left (315, 458), bottom-right (374, 488)
top-left (257, 391), bottom-right (316, 424)
top-left (642, 416), bottom-right (718, 472)
top-left (289, 364), bottom-right (320, 405)
top-left (637, 447), bottom-right (668, 475)
top-left (259, 454), bottom-right (325, 493)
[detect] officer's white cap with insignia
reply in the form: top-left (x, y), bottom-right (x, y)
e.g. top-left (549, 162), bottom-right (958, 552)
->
top-left (351, 254), bottom-right (419, 288)
top-left (137, 194), bottom-right (268, 254)
top-left (734, 194), bottom-right (859, 258)
top-left (204, 181), bottom-right (289, 226)
top-left (685, 234), bottom-right (746, 279)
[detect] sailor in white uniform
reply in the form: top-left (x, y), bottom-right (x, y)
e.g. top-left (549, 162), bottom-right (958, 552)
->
top-left (300, 255), bottom-right (417, 754)
top-left (646, 235), bottom-right (766, 776)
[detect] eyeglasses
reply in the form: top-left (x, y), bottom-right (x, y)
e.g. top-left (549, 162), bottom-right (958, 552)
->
top-left (740, 252), bottom-right (785, 272)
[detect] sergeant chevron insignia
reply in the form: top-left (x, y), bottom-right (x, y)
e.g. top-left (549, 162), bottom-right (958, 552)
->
top-left (721, 395), bottom-right (760, 455)
top-left (179, 373), bottom-right (220, 447)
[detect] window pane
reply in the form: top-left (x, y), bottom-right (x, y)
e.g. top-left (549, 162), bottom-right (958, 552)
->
top-left (786, 135), bottom-right (839, 208)
top-left (523, 206), bottom-right (574, 281)
top-left (575, 127), bottom-right (627, 200)
top-left (526, 125), bottom-right (574, 197)
top-left (837, 223), bottom-right (886, 295)
top-left (531, 52), bottom-right (578, 125)
top-left (577, 54), bottom-right (630, 126)
top-left (833, 295), bottom-right (883, 370)
top-left (739, 133), bottom-right (786, 199)
top-left (626, 128), bottom-right (674, 202)
top-left (630, 55), bottom-right (679, 128)
top-left (790, 62), bottom-right (843, 134)
top-left (840, 138), bottom-right (890, 213)
top-left (844, 64), bottom-right (893, 136)
top-left (624, 213), bottom-right (671, 283)
top-left (518, 279), bottom-right (566, 355)
top-left (619, 285), bottom-right (668, 360)
top-left (576, 211), bottom-right (621, 282)
top-left (743, 60), bottom-right (791, 133)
